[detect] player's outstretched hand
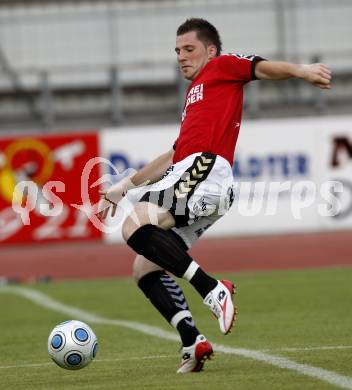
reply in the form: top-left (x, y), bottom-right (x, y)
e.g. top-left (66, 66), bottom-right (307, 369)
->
top-left (96, 176), bottom-right (135, 220)
top-left (301, 63), bottom-right (332, 89)
top-left (97, 193), bottom-right (118, 220)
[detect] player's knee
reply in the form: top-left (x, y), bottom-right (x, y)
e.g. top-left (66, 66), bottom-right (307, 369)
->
top-left (122, 218), bottom-right (134, 242)
top-left (132, 255), bottom-right (143, 281)
top-left (132, 255), bottom-right (163, 282)
top-left (132, 255), bottom-right (147, 282)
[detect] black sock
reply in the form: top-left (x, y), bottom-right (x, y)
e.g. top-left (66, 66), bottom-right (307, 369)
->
top-left (176, 318), bottom-right (200, 347)
top-left (138, 271), bottom-right (199, 347)
top-left (190, 268), bottom-right (218, 299)
top-left (127, 224), bottom-right (194, 278)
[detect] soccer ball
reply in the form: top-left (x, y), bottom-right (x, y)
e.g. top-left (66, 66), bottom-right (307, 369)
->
top-left (48, 320), bottom-right (98, 370)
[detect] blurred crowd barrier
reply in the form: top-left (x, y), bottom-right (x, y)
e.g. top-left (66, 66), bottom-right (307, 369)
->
top-left (0, 0), bottom-right (351, 130)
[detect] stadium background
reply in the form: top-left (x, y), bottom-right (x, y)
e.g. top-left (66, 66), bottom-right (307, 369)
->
top-left (1, 2), bottom-right (352, 389)
top-left (0, 0), bottom-right (351, 280)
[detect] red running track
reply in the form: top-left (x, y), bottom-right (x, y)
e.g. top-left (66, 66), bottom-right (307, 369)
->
top-left (0, 231), bottom-right (351, 281)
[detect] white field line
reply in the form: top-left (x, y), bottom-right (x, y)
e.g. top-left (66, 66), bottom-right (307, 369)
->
top-left (2, 348), bottom-right (352, 371)
top-left (0, 362), bottom-right (53, 369)
top-left (1, 286), bottom-right (352, 390)
top-left (263, 346), bottom-right (352, 352)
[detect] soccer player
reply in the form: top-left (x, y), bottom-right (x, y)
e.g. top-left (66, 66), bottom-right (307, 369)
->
top-left (98, 18), bottom-right (331, 373)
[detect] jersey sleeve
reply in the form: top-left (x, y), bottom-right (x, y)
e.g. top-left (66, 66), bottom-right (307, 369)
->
top-left (217, 54), bottom-right (266, 82)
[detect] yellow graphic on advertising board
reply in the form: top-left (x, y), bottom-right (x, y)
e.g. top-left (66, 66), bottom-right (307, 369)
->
top-left (0, 138), bottom-right (54, 204)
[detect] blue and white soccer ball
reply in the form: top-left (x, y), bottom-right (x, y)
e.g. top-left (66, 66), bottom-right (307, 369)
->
top-left (48, 320), bottom-right (98, 370)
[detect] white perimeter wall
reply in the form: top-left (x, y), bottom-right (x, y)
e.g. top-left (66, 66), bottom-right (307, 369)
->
top-left (100, 115), bottom-right (352, 243)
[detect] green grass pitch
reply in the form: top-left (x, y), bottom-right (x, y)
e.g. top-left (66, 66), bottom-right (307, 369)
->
top-left (1, 267), bottom-right (351, 390)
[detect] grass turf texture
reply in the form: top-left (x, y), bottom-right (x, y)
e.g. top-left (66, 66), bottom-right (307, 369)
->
top-left (0, 267), bottom-right (351, 390)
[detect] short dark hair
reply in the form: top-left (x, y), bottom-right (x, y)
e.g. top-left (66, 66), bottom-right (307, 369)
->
top-left (177, 18), bottom-right (222, 56)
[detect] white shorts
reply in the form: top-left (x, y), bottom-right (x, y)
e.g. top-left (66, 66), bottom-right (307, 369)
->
top-left (139, 152), bottom-right (234, 248)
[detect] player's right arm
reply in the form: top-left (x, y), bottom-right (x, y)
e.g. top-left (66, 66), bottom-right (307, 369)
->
top-left (97, 148), bottom-right (174, 219)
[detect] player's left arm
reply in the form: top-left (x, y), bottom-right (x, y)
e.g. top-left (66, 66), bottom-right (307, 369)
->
top-left (254, 61), bottom-right (332, 89)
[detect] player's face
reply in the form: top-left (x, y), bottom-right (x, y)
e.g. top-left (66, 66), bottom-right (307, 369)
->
top-left (175, 31), bottom-right (217, 80)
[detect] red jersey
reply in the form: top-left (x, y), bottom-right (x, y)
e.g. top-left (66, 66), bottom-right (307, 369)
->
top-left (173, 54), bottom-right (264, 166)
